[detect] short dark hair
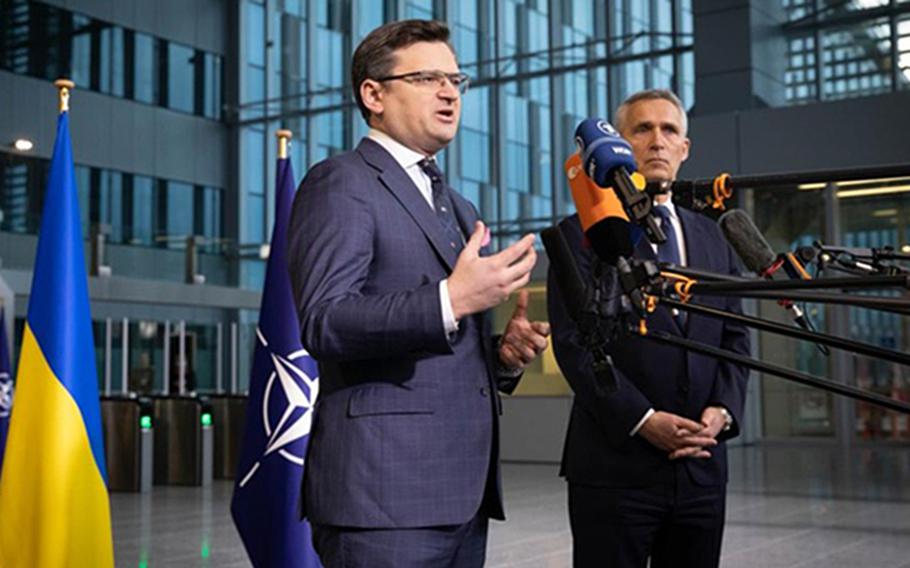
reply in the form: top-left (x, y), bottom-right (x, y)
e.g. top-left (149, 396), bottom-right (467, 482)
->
top-left (351, 19), bottom-right (454, 122)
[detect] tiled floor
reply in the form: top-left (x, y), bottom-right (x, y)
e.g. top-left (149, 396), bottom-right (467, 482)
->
top-left (111, 445), bottom-right (910, 567)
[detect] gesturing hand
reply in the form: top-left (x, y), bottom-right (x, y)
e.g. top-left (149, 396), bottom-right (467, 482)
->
top-left (448, 222), bottom-right (537, 320)
top-left (498, 289), bottom-right (551, 370)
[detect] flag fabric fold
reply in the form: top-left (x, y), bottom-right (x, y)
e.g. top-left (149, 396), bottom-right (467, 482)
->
top-left (0, 110), bottom-right (114, 567)
top-left (0, 309), bottom-right (12, 476)
top-left (231, 153), bottom-right (321, 567)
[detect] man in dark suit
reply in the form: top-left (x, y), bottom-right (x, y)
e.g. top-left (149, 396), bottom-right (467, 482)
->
top-left (288, 20), bottom-right (550, 567)
top-left (547, 89), bottom-right (750, 568)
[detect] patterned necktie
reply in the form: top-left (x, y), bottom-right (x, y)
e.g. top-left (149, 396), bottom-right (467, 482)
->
top-left (654, 205), bottom-right (686, 326)
top-left (653, 205), bottom-right (681, 267)
top-left (419, 158), bottom-right (464, 255)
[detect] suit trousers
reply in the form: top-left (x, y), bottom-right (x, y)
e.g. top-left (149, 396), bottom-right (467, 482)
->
top-left (568, 463), bottom-right (726, 568)
top-left (311, 512), bottom-right (489, 568)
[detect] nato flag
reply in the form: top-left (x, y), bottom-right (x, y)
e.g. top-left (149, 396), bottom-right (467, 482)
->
top-left (231, 154), bottom-right (321, 567)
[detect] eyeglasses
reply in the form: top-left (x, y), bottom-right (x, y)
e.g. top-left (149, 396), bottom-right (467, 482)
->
top-left (375, 70), bottom-right (471, 95)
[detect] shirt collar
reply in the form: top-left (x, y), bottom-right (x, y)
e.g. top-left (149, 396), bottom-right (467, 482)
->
top-left (367, 128), bottom-right (430, 171)
top-left (654, 192), bottom-right (679, 221)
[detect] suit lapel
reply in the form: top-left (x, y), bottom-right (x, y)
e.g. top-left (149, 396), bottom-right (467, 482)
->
top-left (679, 208), bottom-right (709, 338)
top-left (357, 139), bottom-right (458, 271)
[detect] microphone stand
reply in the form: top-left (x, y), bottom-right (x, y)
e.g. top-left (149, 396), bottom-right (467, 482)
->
top-left (635, 328), bottom-right (910, 415)
top-left (659, 298), bottom-right (910, 368)
top-left (659, 264), bottom-right (910, 316)
top-left (619, 257), bottom-right (910, 414)
top-left (541, 223), bottom-right (910, 414)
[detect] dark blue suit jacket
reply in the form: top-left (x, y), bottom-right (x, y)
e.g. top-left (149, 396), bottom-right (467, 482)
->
top-left (548, 209), bottom-right (750, 488)
top-left (288, 138), bottom-right (517, 529)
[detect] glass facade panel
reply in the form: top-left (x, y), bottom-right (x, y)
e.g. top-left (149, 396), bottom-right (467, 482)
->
top-left (128, 320), bottom-right (163, 395)
top-left (134, 33), bottom-right (159, 104)
top-left (784, 3), bottom-right (910, 103)
top-left (839, 188), bottom-right (910, 441)
top-left (749, 187), bottom-right (833, 437)
top-left (899, 16), bottom-right (910, 90)
top-left (99, 25), bottom-right (125, 96)
top-left (0, 1), bottom-right (221, 118)
top-left (0, 152), bottom-right (226, 282)
top-left (129, 175), bottom-right (155, 246)
top-left (161, 181), bottom-right (194, 248)
top-left (167, 42), bottom-right (195, 113)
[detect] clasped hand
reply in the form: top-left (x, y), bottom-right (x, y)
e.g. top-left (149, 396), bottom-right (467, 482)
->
top-left (639, 407), bottom-right (727, 460)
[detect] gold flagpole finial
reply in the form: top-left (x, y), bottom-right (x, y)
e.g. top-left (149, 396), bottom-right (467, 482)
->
top-left (54, 78), bottom-right (75, 113)
top-left (276, 129), bottom-right (293, 160)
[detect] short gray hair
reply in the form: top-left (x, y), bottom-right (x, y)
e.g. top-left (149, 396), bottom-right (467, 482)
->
top-left (614, 89), bottom-right (688, 136)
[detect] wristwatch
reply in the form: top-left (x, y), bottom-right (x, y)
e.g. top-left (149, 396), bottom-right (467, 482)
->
top-left (718, 407), bottom-right (733, 432)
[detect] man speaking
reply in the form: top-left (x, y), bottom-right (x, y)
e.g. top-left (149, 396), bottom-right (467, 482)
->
top-left (547, 90), bottom-right (750, 568)
top-left (288, 20), bottom-right (550, 567)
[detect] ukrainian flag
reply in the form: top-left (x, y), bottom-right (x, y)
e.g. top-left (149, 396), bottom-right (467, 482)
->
top-left (0, 86), bottom-right (114, 567)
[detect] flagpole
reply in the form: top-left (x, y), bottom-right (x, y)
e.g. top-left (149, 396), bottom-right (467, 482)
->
top-left (276, 129), bottom-right (292, 159)
top-left (54, 78), bottom-right (74, 113)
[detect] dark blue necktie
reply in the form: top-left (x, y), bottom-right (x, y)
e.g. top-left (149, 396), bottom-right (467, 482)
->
top-left (654, 205), bottom-right (681, 267)
top-left (654, 205), bottom-right (686, 327)
top-left (419, 158), bottom-right (464, 255)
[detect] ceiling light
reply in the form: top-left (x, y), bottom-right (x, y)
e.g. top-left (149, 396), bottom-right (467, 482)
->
top-left (13, 138), bottom-right (34, 151)
top-left (836, 184), bottom-right (910, 198)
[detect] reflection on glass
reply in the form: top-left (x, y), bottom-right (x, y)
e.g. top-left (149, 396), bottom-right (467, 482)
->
top-left (134, 33), bottom-right (159, 104)
top-left (162, 181), bottom-right (194, 248)
top-left (167, 43), bottom-right (195, 113)
top-left (130, 175), bottom-right (155, 246)
top-left (70, 14), bottom-right (92, 88)
top-left (750, 187), bottom-right (834, 437)
top-left (840, 190), bottom-right (910, 441)
top-left (0, 2), bottom-right (220, 117)
top-left (186, 324), bottom-right (218, 393)
top-left (129, 320), bottom-right (162, 395)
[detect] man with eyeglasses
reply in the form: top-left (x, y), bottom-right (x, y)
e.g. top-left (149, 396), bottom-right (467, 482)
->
top-left (288, 19), bottom-right (550, 567)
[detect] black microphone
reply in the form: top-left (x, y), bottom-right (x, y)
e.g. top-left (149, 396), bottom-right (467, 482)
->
top-left (541, 226), bottom-right (588, 323)
top-left (718, 209), bottom-right (829, 354)
top-left (541, 225), bottom-right (618, 392)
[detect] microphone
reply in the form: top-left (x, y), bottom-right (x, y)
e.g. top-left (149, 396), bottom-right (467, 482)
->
top-left (800, 242), bottom-right (910, 275)
top-left (573, 119), bottom-right (666, 246)
top-left (718, 209), bottom-right (829, 354)
top-left (541, 225), bottom-right (619, 392)
top-left (564, 152), bottom-right (634, 264)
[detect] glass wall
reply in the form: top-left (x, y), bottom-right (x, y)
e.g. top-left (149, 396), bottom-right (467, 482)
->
top-left (0, 0), bottom-right (223, 119)
top-left (783, 0), bottom-right (910, 104)
top-left (839, 184), bottom-right (910, 442)
top-left (748, 187), bottom-right (833, 437)
top-left (0, 151), bottom-right (227, 281)
top-left (749, 177), bottom-right (910, 443)
top-left (237, 0), bottom-right (695, 253)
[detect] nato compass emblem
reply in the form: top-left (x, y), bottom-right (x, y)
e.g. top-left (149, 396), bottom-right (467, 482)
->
top-left (0, 370), bottom-right (12, 419)
top-left (238, 328), bottom-right (319, 488)
top-left (596, 120), bottom-right (619, 136)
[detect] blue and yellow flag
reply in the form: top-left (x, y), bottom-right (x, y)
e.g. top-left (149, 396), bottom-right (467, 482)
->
top-left (0, 100), bottom-right (114, 567)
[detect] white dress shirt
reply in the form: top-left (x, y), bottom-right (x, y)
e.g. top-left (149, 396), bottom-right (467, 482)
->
top-left (367, 129), bottom-right (459, 335)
